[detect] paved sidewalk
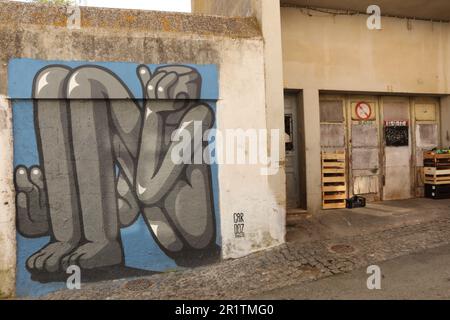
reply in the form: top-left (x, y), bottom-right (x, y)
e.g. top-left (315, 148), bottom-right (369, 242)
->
top-left (251, 244), bottom-right (450, 300)
top-left (39, 199), bottom-right (450, 300)
top-left (286, 198), bottom-right (450, 243)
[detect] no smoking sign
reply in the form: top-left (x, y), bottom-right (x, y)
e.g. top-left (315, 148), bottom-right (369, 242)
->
top-left (353, 101), bottom-right (375, 121)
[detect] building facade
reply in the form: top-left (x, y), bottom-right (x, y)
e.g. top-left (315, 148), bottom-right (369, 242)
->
top-left (193, 0), bottom-right (450, 213)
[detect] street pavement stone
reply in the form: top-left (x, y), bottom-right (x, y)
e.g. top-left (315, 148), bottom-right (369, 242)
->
top-left (39, 216), bottom-right (450, 300)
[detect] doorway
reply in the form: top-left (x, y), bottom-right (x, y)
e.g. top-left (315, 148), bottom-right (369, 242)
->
top-left (347, 96), bottom-right (382, 202)
top-left (381, 96), bottom-right (412, 200)
top-left (412, 97), bottom-right (441, 197)
top-left (284, 93), bottom-right (306, 210)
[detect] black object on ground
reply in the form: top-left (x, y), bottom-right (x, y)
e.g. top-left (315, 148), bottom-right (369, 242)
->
top-left (346, 196), bottom-right (366, 209)
top-left (425, 184), bottom-right (450, 200)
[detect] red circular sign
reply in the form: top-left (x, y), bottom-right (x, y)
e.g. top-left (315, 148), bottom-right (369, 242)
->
top-left (355, 102), bottom-right (372, 120)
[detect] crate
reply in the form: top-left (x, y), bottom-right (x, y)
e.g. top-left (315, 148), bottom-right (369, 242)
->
top-left (424, 167), bottom-right (450, 185)
top-left (423, 151), bottom-right (450, 185)
top-left (423, 151), bottom-right (450, 169)
top-left (425, 184), bottom-right (450, 200)
top-left (322, 151), bottom-right (347, 209)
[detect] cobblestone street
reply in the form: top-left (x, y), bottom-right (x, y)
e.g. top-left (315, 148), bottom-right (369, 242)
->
top-left (40, 200), bottom-right (450, 300)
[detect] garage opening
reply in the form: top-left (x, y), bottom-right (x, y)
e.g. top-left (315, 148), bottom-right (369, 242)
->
top-left (286, 93), bottom-right (449, 243)
top-left (284, 92), bottom-right (307, 212)
top-left (319, 94), bottom-right (441, 206)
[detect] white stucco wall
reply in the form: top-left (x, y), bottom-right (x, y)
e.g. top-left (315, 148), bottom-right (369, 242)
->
top-left (217, 38), bottom-right (285, 258)
top-left (191, 0), bottom-right (287, 256)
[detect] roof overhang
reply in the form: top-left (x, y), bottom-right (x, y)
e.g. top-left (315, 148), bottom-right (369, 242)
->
top-left (280, 0), bottom-right (450, 21)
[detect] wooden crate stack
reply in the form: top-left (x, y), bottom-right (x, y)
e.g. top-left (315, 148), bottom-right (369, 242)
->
top-left (322, 151), bottom-right (347, 209)
top-left (424, 151), bottom-right (450, 199)
top-left (423, 152), bottom-right (450, 185)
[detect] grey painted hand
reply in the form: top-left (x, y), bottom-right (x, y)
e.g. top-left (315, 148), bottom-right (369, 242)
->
top-left (136, 65), bottom-right (218, 263)
top-left (138, 65), bottom-right (202, 112)
top-left (14, 166), bottom-right (49, 238)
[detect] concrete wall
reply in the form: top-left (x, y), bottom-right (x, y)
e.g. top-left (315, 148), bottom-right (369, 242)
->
top-left (192, 0), bottom-right (287, 235)
top-left (282, 6), bottom-right (450, 94)
top-left (0, 0), bottom-right (284, 298)
top-left (281, 5), bottom-right (450, 212)
top-left (192, 0), bottom-right (257, 17)
top-left (441, 97), bottom-right (450, 148)
top-left (0, 96), bottom-right (15, 299)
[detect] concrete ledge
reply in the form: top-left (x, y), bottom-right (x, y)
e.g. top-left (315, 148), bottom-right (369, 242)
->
top-left (0, 96), bottom-right (15, 299)
top-left (192, 0), bottom-right (255, 17)
top-left (0, 0), bottom-right (261, 39)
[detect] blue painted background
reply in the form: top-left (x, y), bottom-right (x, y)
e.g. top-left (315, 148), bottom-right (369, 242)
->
top-left (9, 59), bottom-right (221, 297)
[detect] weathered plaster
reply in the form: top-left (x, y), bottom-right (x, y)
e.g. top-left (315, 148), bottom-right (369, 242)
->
top-left (441, 97), bottom-right (450, 147)
top-left (191, 0), bottom-right (287, 244)
top-left (0, 0), bottom-right (260, 38)
top-left (0, 96), bottom-right (15, 299)
top-left (282, 7), bottom-right (450, 94)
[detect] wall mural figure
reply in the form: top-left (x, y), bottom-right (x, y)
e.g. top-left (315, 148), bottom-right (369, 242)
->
top-left (14, 63), bottom-right (219, 278)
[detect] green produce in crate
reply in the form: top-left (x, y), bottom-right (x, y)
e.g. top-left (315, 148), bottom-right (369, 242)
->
top-left (433, 148), bottom-right (450, 154)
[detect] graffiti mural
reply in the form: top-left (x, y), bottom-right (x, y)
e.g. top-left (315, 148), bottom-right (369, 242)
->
top-left (9, 59), bottom-right (220, 296)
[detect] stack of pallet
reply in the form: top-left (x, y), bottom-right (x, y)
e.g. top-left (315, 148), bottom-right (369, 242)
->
top-left (424, 151), bottom-right (450, 199)
top-left (322, 151), bottom-right (347, 209)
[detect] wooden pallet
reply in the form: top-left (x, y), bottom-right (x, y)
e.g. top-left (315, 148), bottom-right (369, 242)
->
top-left (423, 151), bottom-right (450, 185)
top-left (424, 151), bottom-right (450, 169)
top-left (322, 151), bottom-right (347, 209)
top-left (424, 151), bottom-right (450, 160)
top-left (424, 167), bottom-right (450, 185)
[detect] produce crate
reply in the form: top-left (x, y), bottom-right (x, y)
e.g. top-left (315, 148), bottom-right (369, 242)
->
top-left (424, 167), bottom-right (450, 185)
top-left (423, 151), bottom-right (450, 169)
top-left (423, 151), bottom-right (450, 185)
top-left (322, 151), bottom-right (347, 209)
top-left (425, 184), bottom-right (450, 200)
